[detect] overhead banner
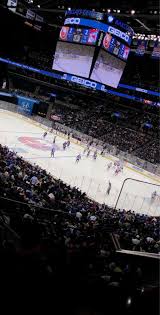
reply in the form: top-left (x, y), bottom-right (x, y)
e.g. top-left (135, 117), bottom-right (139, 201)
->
top-left (135, 40), bottom-right (147, 56)
top-left (151, 41), bottom-right (160, 59)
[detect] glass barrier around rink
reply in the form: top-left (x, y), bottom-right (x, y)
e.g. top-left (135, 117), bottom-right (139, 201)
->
top-left (27, 158), bottom-right (160, 217)
top-left (115, 178), bottom-right (160, 217)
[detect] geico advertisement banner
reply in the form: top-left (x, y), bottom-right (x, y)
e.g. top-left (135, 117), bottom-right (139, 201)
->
top-left (64, 17), bottom-right (132, 44)
top-left (60, 73), bottom-right (156, 105)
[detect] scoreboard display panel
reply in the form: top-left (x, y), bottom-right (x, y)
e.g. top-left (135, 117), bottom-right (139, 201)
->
top-left (52, 9), bottom-right (133, 89)
top-left (90, 49), bottom-right (126, 88)
top-left (52, 41), bottom-right (95, 78)
top-left (59, 26), bottom-right (99, 45)
top-left (102, 33), bottom-right (130, 61)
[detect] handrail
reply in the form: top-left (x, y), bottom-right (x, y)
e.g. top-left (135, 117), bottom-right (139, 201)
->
top-left (0, 196), bottom-right (68, 215)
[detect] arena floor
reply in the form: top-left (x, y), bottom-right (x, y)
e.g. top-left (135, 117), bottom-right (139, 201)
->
top-left (0, 110), bottom-right (160, 216)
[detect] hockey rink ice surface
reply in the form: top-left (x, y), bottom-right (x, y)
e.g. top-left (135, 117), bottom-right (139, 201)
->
top-left (0, 111), bottom-right (160, 216)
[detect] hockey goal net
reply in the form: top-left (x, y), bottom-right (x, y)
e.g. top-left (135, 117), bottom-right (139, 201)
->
top-left (115, 178), bottom-right (160, 216)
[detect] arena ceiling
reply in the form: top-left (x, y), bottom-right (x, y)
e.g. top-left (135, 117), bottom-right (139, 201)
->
top-left (27, 0), bottom-right (160, 34)
top-left (2, 0), bottom-right (160, 34)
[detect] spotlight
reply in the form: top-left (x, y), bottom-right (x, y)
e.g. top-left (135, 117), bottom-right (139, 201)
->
top-left (37, 4), bottom-right (40, 8)
top-left (117, 10), bottom-right (120, 13)
top-left (107, 9), bottom-right (111, 13)
top-left (68, 7), bottom-right (71, 11)
top-left (108, 15), bottom-right (114, 23)
top-left (154, 10), bottom-right (157, 14)
top-left (131, 10), bottom-right (135, 15)
top-left (126, 297), bottom-right (132, 307)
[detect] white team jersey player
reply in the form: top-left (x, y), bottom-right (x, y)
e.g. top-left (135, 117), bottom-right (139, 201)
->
top-left (107, 162), bottom-right (112, 170)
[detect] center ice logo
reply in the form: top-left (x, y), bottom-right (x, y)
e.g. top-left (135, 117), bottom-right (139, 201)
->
top-left (18, 136), bottom-right (60, 151)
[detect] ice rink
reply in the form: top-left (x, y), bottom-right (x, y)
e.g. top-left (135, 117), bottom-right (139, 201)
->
top-left (0, 110), bottom-right (160, 216)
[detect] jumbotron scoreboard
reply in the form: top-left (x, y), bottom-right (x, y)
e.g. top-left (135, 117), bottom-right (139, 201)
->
top-left (52, 9), bottom-right (134, 89)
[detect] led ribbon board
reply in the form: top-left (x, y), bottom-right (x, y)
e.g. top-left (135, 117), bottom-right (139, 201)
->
top-left (0, 57), bottom-right (159, 97)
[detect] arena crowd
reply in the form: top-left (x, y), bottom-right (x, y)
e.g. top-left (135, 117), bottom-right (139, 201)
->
top-left (52, 100), bottom-right (159, 164)
top-left (0, 144), bottom-right (159, 256)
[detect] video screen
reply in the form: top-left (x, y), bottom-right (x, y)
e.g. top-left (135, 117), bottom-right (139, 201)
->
top-left (103, 33), bottom-right (130, 61)
top-left (52, 41), bottom-right (95, 78)
top-left (90, 50), bottom-right (126, 88)
top-left (59, 26), bottom-right (99, 45)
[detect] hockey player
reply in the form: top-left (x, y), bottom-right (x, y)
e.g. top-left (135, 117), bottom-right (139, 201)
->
top-left (76, 154), bottom-right (81, 163)
top-left (106, 181), bottom-right (111, 195)
top-left (43, 131), bottom-right (47, 139)
top-left (93, 150), bottom-right (97, 160)
top-left (115, 166), bottom-right (121, 176)
top-left (53, 136), bottom-right (56, 144)
top-left (86, 149), bottom-right (91, 158)
top-left (87, 143), bottom-right (90, 150)
top-left (107, 162), bottom-right (112, 170)
top-left (51, 146), bottom-right (55, 158)
top-left (151, 191), bottom-right (157, 201)
top-left (120, 164), bottom-right (124, 173)
top-left (63, 141), bottom-right (67, 150)
top-left (83, 147), bottom-right (87, 154)
top-left (66, 140), bottom-right (70, 147)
